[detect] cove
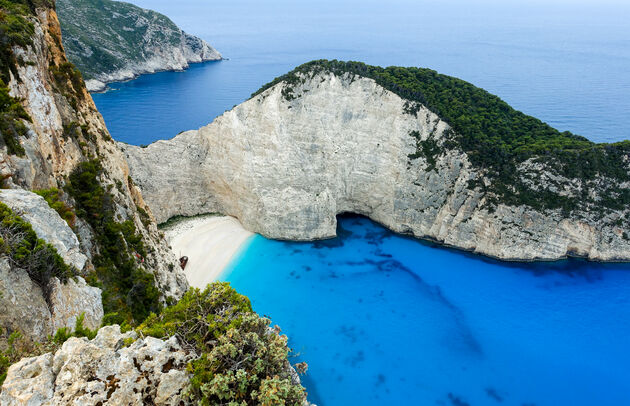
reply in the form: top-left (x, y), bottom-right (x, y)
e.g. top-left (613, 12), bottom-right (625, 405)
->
top-left (220, 215), bottom-right (630, 406)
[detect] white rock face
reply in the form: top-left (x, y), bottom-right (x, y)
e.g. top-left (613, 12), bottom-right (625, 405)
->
top-left (122, 72), bottom-right (630, 261)
top-left (0, 189), bottom-right (86, 271)
top-left (0, 325), bottom-right (193, 405)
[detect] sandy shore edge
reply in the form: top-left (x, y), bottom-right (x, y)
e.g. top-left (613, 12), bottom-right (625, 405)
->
top-left (163, 215), bottom-right (254, 288)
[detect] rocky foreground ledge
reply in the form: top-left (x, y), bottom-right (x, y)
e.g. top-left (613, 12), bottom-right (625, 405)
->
top-left (121, 61), bottom-right (630, 262)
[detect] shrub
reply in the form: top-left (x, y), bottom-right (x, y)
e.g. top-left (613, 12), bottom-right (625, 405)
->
top-left (0, 202), bottom-right (74, 299)
top-left (139, 283), bottom-right (307, 405)
top-left (67, 160), bottom-right (160, 325)
top-left (34, 188), bottom-right (76, 228)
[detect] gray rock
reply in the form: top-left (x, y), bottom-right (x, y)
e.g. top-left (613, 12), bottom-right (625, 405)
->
top-left (122, 71), bottom-right (630, 262)
top-left (0, 7), bottom-right (188, 302)
top-left (0, 189), bottom-right (87, 271)
top-left (0, 259), bottom-right (52, 343)
top-left (49, 276), bottom-right (103, 332)
top-left (0, 325), bottom-right (193, 405)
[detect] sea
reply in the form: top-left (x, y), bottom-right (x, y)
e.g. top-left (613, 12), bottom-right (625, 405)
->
top-left (91, 1), bottom-right (630, 404)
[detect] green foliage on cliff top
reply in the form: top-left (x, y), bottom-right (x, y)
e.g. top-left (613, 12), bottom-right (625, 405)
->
top-left (67, 160), bottom-right (161, 325)
top-left (56, 0), bottom-right (184, 80)
top-left (254, 60), bottom-right (630, 213)
top-left (139, 283), bottom-right (307, 405)
top-left (0, 201), bottom-right (74, 297)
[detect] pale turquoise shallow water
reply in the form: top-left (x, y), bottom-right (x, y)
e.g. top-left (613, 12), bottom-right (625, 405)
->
top-left (89, 1), bottom-right (630, 404)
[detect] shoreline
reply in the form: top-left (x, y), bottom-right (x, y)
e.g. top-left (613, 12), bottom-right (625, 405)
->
top-left (88, 59), bottom-right (224, 93)
top-left (163, 214), bottom-right (254, 288)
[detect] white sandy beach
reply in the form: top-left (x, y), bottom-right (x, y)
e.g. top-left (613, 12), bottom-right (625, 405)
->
top-left (164, 215), bottom-right (254, 288)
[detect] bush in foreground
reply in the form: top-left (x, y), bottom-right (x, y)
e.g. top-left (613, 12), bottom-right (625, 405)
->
top-left (139, 282), bottom-right (307, 405)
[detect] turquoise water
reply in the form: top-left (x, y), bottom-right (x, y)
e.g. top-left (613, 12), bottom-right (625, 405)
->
top-left (93, 0), bottom-right (630, 145)
top-left (221, 215), bottom-right (630, 406)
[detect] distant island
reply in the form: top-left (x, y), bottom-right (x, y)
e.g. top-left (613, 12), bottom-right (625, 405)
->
top-left (56, 0), bottom-right (222, 92)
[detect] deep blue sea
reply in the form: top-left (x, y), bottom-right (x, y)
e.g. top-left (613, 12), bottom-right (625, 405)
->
top-left (91, 1), bottom-right (630, 405)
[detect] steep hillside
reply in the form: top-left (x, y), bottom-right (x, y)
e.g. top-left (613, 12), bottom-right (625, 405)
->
top-left (0, 2), bottom-right (307, 403)
top-left (122, 60), bottom-right (630, 261)
top-left (57, 0), bottom-right (221, 91)
top-left (0, 0), bottom-right (187, 322)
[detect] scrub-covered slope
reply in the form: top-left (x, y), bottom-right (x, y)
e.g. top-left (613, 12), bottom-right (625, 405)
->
top-left (122, 60), bottom-right (630, 261)
top-left (57, 0), bottom-right (221, 91)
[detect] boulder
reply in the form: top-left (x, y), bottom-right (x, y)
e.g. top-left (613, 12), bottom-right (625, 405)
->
top-left (0, 325), bottom-right (193, 405)
top-left (0, 189), bottom-right (87, 272)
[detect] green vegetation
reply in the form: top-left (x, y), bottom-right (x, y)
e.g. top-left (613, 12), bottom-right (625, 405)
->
top-left (0, 82), bottom-right (30, 156)
top-left (0, 201), bottom-right (74, 297)
top-left (56, 0), bottom-right (185, 80)
top-left (253, 60), bottom-right (630, 213)
top-left (52, 313), bottom-right (98, 344)
top-left (35, 188), bottom-right (76, 228)
top-left (67, 160), bottom-right (161, 325)
top-left (139, 283), bottom-right (306, 405)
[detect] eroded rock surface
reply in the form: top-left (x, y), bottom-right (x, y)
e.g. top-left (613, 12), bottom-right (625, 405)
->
top-left (1, 6), bottom-right (188, 301)
top-left (0, 325), bottom-right (192, 405)
top-left (0, 189), bottom-right (87, 271)
top-left (0, 259), bottom-right (52, 343)
top-left (122, 71), bottom-right (630, 261)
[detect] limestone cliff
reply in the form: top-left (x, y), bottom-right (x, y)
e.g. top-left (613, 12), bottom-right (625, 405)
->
top-left (57, 0), bottom-right (222, 92)
top-left (0, 1), bottom-right (187, 327)
top-left (122, 62), bottom-right (630, 262)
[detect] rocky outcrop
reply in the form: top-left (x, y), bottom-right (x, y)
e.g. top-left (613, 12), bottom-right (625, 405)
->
top-left (0, 258), bottom-right (101, 343)
top-left (0, 325), bottom-right (192, 405)
top-left (0, 5), bottom-right (188, 301)
top-left (122, 70), bottom-right (630, 261)
top-left (57, 0), bottom-right (222, 92)
top-left (0, 189), bottom-right (86, 271)
top-left (48, 276), bottom-right (103, 333)
top-left (0, 259), bottom-right (52, 343)
top-left (0, 188), bottom-right (102, 340)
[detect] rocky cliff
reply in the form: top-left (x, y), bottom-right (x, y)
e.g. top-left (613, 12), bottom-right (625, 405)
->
top-left (0, 3), bottom-right (307, 403)
top-left (57, 0), bottom-right (222, 92)
top-left (0, 0), bottom-right (187, 333)
top-left (122, 61), bottom-right (630, 262)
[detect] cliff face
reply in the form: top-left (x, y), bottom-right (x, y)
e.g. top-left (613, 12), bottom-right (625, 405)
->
top-left (56, 0), bottom-right (221, 92)
top-left (122, 69), bottom-right (630, 261)
top-left (0, 4), bottom-right (187, 320)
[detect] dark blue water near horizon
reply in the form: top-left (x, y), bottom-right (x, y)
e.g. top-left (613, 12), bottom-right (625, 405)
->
top-left (89, 1), bottom-right (630, 404)
top-left (92, 0), bottom-right (630, 146)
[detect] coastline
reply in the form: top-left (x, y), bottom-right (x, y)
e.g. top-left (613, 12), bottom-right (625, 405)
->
top-left (87, 59), bottom-right (224, 93)
top-left (163, 214), bottom-right (254, 288)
